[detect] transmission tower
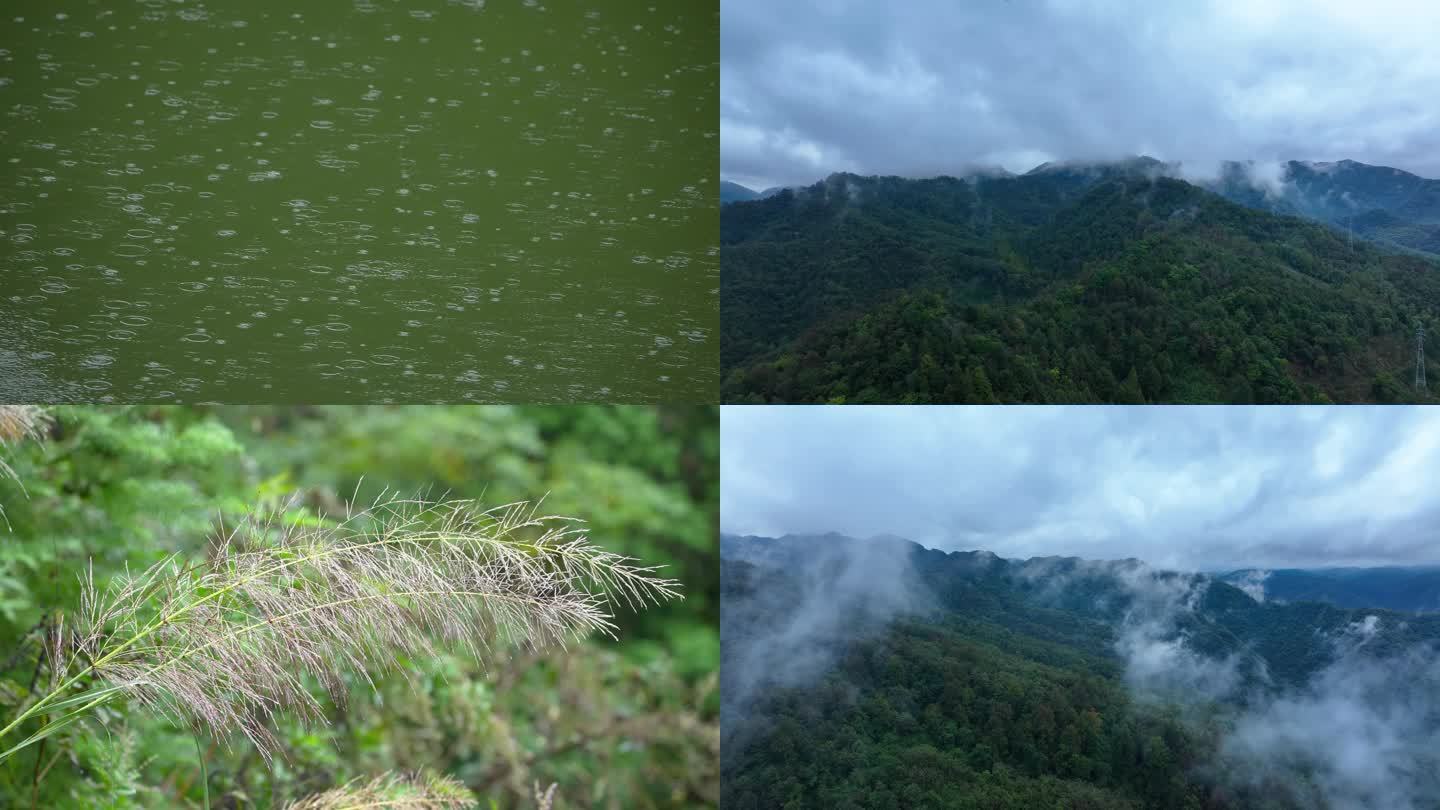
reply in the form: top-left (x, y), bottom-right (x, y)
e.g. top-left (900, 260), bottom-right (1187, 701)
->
top-left (1417, 324), bottom-right (1428, 393)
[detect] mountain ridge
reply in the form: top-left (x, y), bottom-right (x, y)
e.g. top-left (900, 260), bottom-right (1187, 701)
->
top-left (1219, 565), bottom-right (1440, 613)
top-left (725, 531), bottom-right (1440, 613)
top-left (730, 156), bottom-right (1440, 253)
top-left (721, 162), bottom-right (1440, 403)
top-left (721, 180), bottom-right (788, 204)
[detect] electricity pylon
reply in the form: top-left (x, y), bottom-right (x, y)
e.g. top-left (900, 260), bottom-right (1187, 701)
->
top-left (1417, 324), bottom-right (1428, 393)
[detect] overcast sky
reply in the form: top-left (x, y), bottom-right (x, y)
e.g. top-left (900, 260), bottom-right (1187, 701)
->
top-left (721, 0), bottom-right (1440, 191)
top-left (721, 406), bottom-right (1440, 570)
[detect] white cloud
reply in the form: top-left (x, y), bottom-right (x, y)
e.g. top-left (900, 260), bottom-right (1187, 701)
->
top-left (721, 406), bottom-right (1440, 569)
top-left (722, 0), bottom-right (1440, 190)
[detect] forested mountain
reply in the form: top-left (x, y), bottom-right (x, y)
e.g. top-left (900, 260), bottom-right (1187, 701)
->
top-left (722, 181), bottom-right (787, 204)
top-left (722, 181), bottom-right (762, 204)
top-left (1205, 160), bottom-right (1440, 258)
top-left (720, 533), bottom-right (1440, 809)
top-left (721, 162), bottom-right (1440, 404)
top-left (1219, 566), bottom-right (1440, 613)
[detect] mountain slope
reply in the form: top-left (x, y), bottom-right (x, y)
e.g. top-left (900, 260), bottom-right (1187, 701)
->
top-left (722, 181), bottom-right (790, 204)
top-left (721, 180), bottom-right (761, 204)
top-left (1221, 566), bottom-right (1440, 613)
top-left (721, 534), bottom-right (1440, 809)
top-left (721, 168), bottom-right (1440, 403)
top-left (1207, 160), bottom-right (1440, 257)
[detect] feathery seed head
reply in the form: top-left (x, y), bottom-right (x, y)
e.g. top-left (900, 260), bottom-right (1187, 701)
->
top-left (285, 770), bottom-right (475, 809)
top-left (0, 405), bottom-right (49, 526)
top-left (70, 494), bottom-right (681, 760)
top-left (0, 405), bottom-right (48, 447)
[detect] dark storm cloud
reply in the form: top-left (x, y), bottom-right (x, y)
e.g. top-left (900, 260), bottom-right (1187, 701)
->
top-left (720, 406), bottom-right (1440, 569)
top-left (721, 0), bottom-right (1440, 190)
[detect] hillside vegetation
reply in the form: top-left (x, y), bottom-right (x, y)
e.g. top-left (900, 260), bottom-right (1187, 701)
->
top-left (721, 167), bottom-right (1440, 403)
top-left (721, 535), bottom-right (1440, 809)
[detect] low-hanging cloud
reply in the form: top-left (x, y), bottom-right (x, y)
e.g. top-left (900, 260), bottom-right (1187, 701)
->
top-left (1233, 569), bottom-right (1272, 603)
top-left (722, 0), bottom-right (1440, 190)
top-left (1091, 565), bottom-right (1440, 809)
top-left (721, 406), bottom-right (1440, 570)
top-left (720, 535), bottom-right (930, 757)
top-left (1220, 649), bottom-right (1440, 810)
top-left (1111, 567), bottom-right (1249, 702)
top-left (1020, 558), bottom-right (1253, 701)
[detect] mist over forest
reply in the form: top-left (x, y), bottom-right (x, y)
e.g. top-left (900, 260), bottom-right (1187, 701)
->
top-left (720, 406), bottom-right (1440, 808)
top-left (721, 533), bottom-right (1440, 809)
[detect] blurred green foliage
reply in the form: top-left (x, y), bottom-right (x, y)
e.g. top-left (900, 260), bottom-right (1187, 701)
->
top-left (0, 405), bottom-right (718, 809)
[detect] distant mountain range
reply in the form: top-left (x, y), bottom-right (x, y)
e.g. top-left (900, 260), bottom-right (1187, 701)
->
top-left (726, 157), bottom-right (1440, 253)
top-left (1219, 565), bottom-right (1440, 613)
top-left (1204, 159), bottom-right (1440, 256)
top-left (720, 180), bottom-right (787, 204)
top-left (723, 532), bottom-right (1440, 615)
top-left (721, 157), bottom-right (1440, 404)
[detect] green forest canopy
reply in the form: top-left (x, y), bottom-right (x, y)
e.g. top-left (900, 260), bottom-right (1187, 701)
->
top-left (721, 170), bottom-right (1440, 404)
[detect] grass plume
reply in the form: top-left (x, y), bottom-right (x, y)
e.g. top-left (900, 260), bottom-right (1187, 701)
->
top-left (0, 404), bottom-right (49, 529)
top-left (0, 405), bottom-right (48, 450)
top-left (285, 771), bottom-right (475, 809)
top-left (0, 495), bottom-right (680, 763)
top-left (0, 403), bottom-right (48, 485)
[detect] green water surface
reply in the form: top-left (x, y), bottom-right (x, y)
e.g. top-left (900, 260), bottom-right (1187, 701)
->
top-left (0, 0), bottom-right (718, 402)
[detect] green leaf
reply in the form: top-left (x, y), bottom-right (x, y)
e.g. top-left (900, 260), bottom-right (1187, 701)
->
top-left (0, 703), bottom-right (92, 765)
top-left (37, 683), bottom-right (129, 715)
